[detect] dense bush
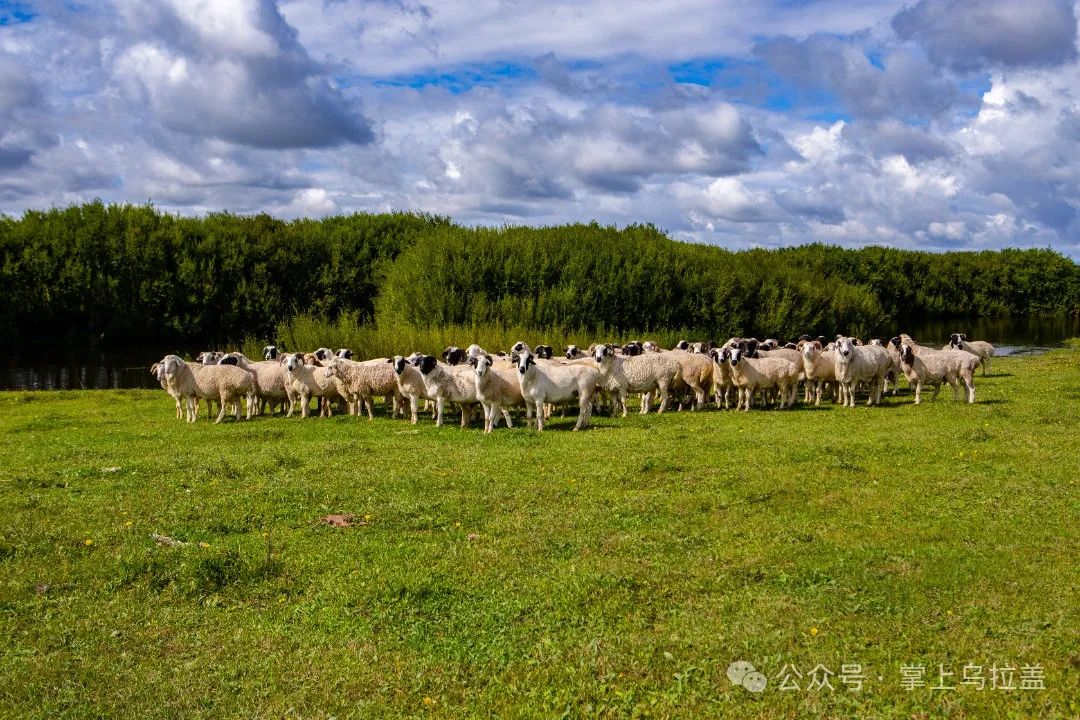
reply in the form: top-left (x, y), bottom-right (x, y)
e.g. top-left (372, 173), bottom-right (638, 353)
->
top-left (1, 202), bottom-right (1077, 347)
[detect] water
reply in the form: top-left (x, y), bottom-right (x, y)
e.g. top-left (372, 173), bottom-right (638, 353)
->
top-left (1, 315), bottom-right (1077, 390)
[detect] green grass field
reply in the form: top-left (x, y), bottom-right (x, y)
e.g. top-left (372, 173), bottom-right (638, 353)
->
top-left (1, 347), bottom-right (1078, 718)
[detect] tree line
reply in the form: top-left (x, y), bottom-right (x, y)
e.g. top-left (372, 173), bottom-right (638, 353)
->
top-left (1, 202), bottom-right (1077, 347)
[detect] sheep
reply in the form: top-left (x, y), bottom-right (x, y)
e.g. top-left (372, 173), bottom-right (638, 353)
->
top-left (161, 355), bottom-right (254, 422)
top-left (465, 344), bottom-right (488, 360)
top-left (313, 348), bottom-right (336, 363)
top-left (535, 344), bottom-right (555, 359)
top-left (336, 348), bottom-right (354, 359)
top-left (833, 337), bottom-right (891, 407)
top-left (390, 355), bottom-right (437, 424)
top-left (622, 341), bottom-right (644, 356)
top-left (948, 333), bottom-right (994, 375)
top-left (262, 345), bottom-right (280, 361)
top-left (218, 352), bottom-right (290, 416)
top-left (565, 344), bottom-right (588, 360)
top-left (513, 349), bottom-right (599, 431)
top-left (442, 346), bottom-right (467, 365)
top-left (800, 341), bottom-right (840, 406)
top-left (417, 355), bottom-right (479, 428)
top-left (195, 351), bottom-right (224, 365)
top-left (150, 362), bottom-right (183, 419)
top-left (641, 341), bottom-right (661, 353)
top-left (690, 341), bottom-right (715, 354)
top-left (591, 343), bottom-right (681, 415)
top-left (282, 353), bottom-right (342, 418)
top-left (469, 354), bottom-right (525, 432)
top-left (726, 347), bottom-right (801, 411)
top-left (900, 340), bottom-right (979, 404)
top-left (323, 357), bottom-right (403, 420)
top-left (666, 348), bottom-right (713, 410)
top-left (707, 347), bottom-right (736, 409)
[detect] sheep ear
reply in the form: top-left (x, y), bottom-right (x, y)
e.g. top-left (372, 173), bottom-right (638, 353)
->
top-left (468, 356), bottom-right (478, 367)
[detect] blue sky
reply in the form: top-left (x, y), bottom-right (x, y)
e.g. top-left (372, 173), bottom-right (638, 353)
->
top-left (0, 0), bottom-right (1078, 254)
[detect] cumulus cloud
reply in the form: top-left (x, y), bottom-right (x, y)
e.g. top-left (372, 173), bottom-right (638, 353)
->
top-left (893, 0), bottom-right (1078, 71)
top-left (0, 0), bottom-right (1077, 257)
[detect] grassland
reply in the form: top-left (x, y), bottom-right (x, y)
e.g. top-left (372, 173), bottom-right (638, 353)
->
top-left (0, 347), bottom-right (1077, 718)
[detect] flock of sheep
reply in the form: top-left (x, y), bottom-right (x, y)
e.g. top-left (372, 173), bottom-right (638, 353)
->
top-left (149, 332), bottom-right (995, 431)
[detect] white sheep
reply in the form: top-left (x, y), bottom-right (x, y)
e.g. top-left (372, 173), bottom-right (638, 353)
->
top-left (667, 349), bottom-right (713, 410)
top-left (323, 357), bottom-right (403, 419)
top-left (469, 354), bottom-right (524, 432)
top-left (390, 355), bottom-right (437, 424)
top-left (150, 361), bottom-right (183, 419)
top-left (161, 355), bottom-right (254, 423)
top-left (707, 348), bottom-right (736, 409)
top-left (513, 349), bottom-right (599, 431)
top-left (800, 341), bottom-right (840, 406)
top-left (591, 343), bottom-right (680, 415)
top-left (218, 352), bottom-right (289, 416)
top-left (947, 333), bottom-right (994, 375)
top-left (416, 355), bottom-right (479, 428)
top-left (900, 341), bottom-right (979, 404)
top-left (282, 353), bottom-right (341, 418)
top-left (833, 337), bottom-right (890, 407)
top-left (726, 347), bottom-right (801, 411)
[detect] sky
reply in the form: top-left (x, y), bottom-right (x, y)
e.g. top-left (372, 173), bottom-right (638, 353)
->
top-left (1, 0), bottom-right (1078, 255)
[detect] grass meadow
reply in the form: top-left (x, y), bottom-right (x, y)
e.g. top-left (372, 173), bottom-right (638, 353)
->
top-left (0, 346), bottom-right (1077, 718)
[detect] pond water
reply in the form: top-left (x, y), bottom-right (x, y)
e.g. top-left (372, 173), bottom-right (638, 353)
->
top-left (1, 315), bottom-right (1077, 391)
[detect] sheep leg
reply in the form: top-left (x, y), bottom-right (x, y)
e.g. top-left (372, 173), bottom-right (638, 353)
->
top-left (435, 397), bottom-right (445, 427)
top-left (641, 391), bottom-right (652, 415)
top-left (409, 396), bottom-right (419, 425)
top-left (534, 401), bottom-right (544, 431)
top-left (460, 403), bottom-right (471, 429)
top-left (965, 376), bottom-right (975, 403)
top-left (501, 408), bottom-right (513, 429)
top-left (929, 383), bottom-right (941, 402)
top-left (574, 392), bottom-right (592, 431)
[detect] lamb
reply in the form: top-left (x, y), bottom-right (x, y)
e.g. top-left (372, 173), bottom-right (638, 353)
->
top-left (161, 355), bottom-right (254, 422)
top-left (948, 333), bottom-right (994, 375)
top-left (218, 352), bottom-right (290, 416)
top-left (282, 353), bottom-right (341, 418)
top-left (833, 337), bottom-right (891, 407)
top-left (900, 340), bottom-right (979, 404)
top-left (726, 347), bottom-right (801, 411)
top-left (800, 341), bottom-right (840, 406)
top-left (591, 343), bottom-right (681, 415)
top-left (470, 354), bottom-right (525, 432)
top-left (513, 349), bottom-right (599, 431)
top-left (417, 355), bottom-right (479, 427)
top-left (323, 357), bottom-right (403, 420)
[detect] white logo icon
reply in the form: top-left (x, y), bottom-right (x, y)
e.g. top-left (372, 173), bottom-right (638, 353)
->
top-left (728, 660), bottom-right (768, 693)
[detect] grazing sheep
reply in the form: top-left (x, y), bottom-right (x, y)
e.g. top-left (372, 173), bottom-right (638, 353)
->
top-left (948, 333), bottom-right (994, 375)
top-left (900, 341), bottom-right (978, 404)
top-left (417, 355), bottom-right (479, 428)
top-left (218, 352), bottom-right (289, 416)
top-left (833, 337), bottom-right (890, 407)
top-left (726, 347), bottom-right (801, 411)
top-left (513, 349), bottom-right (599, 431)
top-left (470, 354), bottom-right (525, 432)
top-left (667, 349), bottom-right (713, 410)
top-left (591, 343), bottom-right (681, 415)
top-left (800, 341), bottom-right (840, 406)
